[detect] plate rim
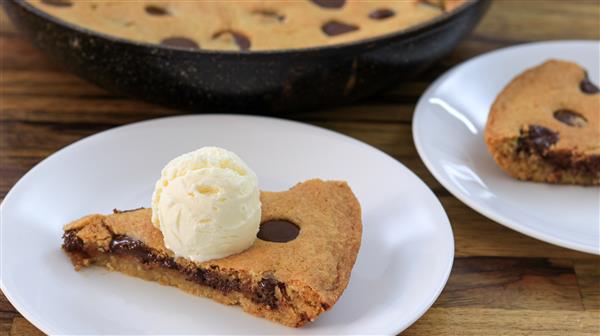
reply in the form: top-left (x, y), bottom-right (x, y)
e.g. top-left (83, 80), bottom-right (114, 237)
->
top-left (413, 40), bottom-right (600, 255)
top-left (1, 114), bottom-right (455, 334)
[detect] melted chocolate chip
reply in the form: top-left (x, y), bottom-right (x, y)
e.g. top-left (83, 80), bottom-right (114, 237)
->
top-left (185, 268), bottom-right (242, 293)
top-left (553, 109), bottom-right (587, 127)
top-left (580, 73), bottom-right (599, 94)
top-left (212, 30), bottom-right (251, 51)
top-left (109, 235), bottom-right (180, 270)
top-left (574, 154), bottom-right (600, 174)
top-left (544, 151), bottom-right (573, 169)
top-left (110, 235), bottom-right (153, 262)
top-left (160, 258), bottom-right (179, 270)
top-left (253, 278), bottom-right (280, 308)
top-left (517, 125), bottom-right (559, 156)
top-left (41, 0), bottom-right (72, 7)
top-left (513, 125), bottom-right (600, 175)
top-left (62, 230), bottom-right (84, 252)
top-left (545, 152), bottom-right (600, 174)
top-left (257, 220), bottom-right (300, 243)
top-left (145, 5), bottom-right (169, 16)
top-left (310, 0), bottom-right (346, 9)
top-left (252, 9), bottom-right (285, 22)
top-left (108, 236), bottom-right (278, 305)
top-left (160, 37), bottom-right (200, 50)
top-left (63, 232), bottom-right (284, 309)
top-left (369, 8), bottom-right (395, 20)
top-left (322, 20), bottom-right (359, 37)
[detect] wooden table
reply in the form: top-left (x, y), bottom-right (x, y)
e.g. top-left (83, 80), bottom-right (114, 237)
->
top-left (1, 1), bottom-right (599, 335)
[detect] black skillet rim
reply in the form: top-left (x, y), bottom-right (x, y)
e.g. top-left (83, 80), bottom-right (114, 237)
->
top-left (12, 0), bottom-right (482, 58)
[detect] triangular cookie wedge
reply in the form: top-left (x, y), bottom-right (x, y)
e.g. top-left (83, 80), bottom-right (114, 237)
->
top-left (62, 179), bottom-right (362, 327)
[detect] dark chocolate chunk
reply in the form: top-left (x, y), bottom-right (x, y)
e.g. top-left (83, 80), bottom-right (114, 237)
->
top-left (212, 30), bottom-right (251, 51)
top-left (109, 235), bottom-right (180, 270)
top-left (253, 278), bottom-right (280, 308)
top-left (514, 125), bottom-right (600, 175)
top-left (231, 32), bottom-right (251, 51)
top-left (41, 0), bottom-right (72, 7)
top-left (322, 20), bottom-right (359, 36)
top-left (517, 125), bottom-right (559, 156)
top-left (369, 8), bottom-right (395, 20)
top-left (160, 37), bottom-right (200, 50)
top-left (65, 231), bottom-right (284, 309)
top-left (106, 236), bottom-right (249, 297)
top-left (580, 73), bottom-right (599, 94)
top-left (545, 151), bottom-right (600, 174)
top-left (278, 282), bottom-right (290, 301)
top-left (160, 258), bottom-right (179, 270)
top-left (145, 5), bottom-right (169, 16)
top-left (573, 154), bottom-right (600, 174)
top-left (110, 235), bottom-right (154, 263)
top-left (310, 0), bottom-right (346, 9)
top-left (185, 268), bottom-right (242, 293)
top-left (257, 220), bottom-right (300, 243)
top-left (252, 9), bottom-right (285, 22)
top-left (62, 230), bottom-right (84, 252)
top-left (553, 109), bottom-right (587, 127)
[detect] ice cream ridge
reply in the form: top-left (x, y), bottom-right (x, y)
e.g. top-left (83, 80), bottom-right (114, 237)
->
top-left (151, 146), bottom-right (261, 262)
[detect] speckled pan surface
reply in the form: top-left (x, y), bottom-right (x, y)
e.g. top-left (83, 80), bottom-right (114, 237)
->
top-left (4, 0), bottom-right (489, 113)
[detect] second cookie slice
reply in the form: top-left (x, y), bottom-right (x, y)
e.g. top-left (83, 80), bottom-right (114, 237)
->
top-left (485, 59), bottom-right (599, 185)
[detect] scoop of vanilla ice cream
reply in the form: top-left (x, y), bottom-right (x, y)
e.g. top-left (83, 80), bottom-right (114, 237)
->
top-left (151, 147), bottom-right (261, 263)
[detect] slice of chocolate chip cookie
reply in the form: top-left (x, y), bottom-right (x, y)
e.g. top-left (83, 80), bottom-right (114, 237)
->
top-left (485, 60), bottom-right (599, 185)
top-left (62, 179), bottom-right (362, 327)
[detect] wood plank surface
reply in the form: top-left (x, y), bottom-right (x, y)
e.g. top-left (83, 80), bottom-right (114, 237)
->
top-left (1, 1), bottom-right (599, 335)
top-left (403, 307), bottom-right (600, 336)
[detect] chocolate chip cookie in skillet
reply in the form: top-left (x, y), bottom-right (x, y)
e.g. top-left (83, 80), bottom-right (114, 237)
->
top-left (62, 179), bottom-right (362, 327)
top-left (28, 0), bottom-right (467, 51)
top-left (485, 60), bottom-right (600, 185)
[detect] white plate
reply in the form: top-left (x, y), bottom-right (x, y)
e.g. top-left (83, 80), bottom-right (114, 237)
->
top-left (1, 115), bottom-right (454, 334)
top-left (413, 41), bottom-right (600, 255)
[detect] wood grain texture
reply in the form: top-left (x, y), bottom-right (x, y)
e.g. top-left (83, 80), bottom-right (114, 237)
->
top-left (438, 258), bottom-right (583, 310)
top-left (9, 318), bottom-right (44, 336)
top-left (575, 259), bottom-right (600, 311)
top-left (0, 1), bottom-right (599, 335)
top-left (403, 307), bottom-right (600, 336)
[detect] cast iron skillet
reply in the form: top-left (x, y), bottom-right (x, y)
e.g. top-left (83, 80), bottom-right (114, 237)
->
top-left (4, 0), bottom-right (490, 113)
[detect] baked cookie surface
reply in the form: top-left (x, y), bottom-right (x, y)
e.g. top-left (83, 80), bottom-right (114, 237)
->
top-left (62, 179), bottom-right (362, 327)
top-left (28, 0), bottom-right (467, 51)
top-left (485, 60), bottom-right (600, 185)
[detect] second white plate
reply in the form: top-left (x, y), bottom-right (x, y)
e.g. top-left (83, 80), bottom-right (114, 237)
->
top-left (413, 40), bottom-right (600, 255)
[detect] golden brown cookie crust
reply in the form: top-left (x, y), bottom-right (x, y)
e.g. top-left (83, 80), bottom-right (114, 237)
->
top-left (63, 179), bottom-right (362, 327)
top-left (28, 0), bottom-right (467, 51)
